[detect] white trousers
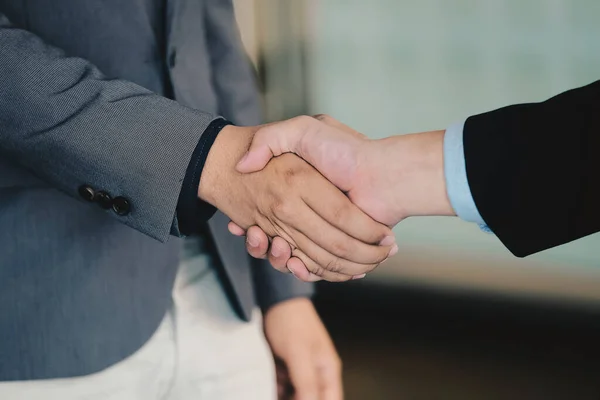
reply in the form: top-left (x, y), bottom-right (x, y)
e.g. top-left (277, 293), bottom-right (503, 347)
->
top-left (0, 252), bottom-right (277, 400)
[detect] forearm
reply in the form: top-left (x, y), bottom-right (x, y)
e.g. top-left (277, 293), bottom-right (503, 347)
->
top-left (464, 80), bottom-right (600, 256)
top-left (375, 130), bottom-right (455, 221)
top-left (0, 13), bottom-right (216, 241)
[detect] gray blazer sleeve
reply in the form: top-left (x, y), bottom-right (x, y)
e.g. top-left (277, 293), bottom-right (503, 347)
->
top-left (0, 13), bottom-right (216, 242)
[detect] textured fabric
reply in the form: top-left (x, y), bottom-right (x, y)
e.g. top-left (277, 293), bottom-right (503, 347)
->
top-left (0, 12), bottom-right (215, 242)
top-left (464, 79), bottom-right (600, 257)
top-left (0, 0), bottom-right (312, 381)
top-left (0, 257), bottom-right (277, 400)
top-left (443, 121), bottom-right (490, 232)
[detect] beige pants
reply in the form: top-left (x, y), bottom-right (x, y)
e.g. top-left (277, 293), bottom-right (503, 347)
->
top-left (0, 252), bottom-right (277, 400)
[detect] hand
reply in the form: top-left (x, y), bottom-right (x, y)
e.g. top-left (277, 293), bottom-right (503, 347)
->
top-left (199, 124), bottom-right (395, 282)
top-left (264, 298), bottom-right (343, 400)
top-left (236, 115), bottom-right (453, 225)
top-left (230, 115), bottom-right (454, 279)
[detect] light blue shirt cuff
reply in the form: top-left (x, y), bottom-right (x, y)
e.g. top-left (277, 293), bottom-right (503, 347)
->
top-left (443, 121), bottom-right (490, 231)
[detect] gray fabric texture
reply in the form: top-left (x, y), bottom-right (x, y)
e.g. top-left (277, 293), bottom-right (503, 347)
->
top-left (0, 0), bottom-right (312, 381)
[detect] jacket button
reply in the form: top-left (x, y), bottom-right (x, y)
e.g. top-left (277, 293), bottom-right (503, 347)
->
top-left (78, 185), bottom-right (95, 202)
top-left (94, 191), bottom-right (113, 209)
top-left (112, 196), bottom-right (131, 216)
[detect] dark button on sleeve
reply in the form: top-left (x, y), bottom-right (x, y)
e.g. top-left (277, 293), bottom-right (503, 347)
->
top-left (94, 191), bottom-right (113, 209)
top-left (112, 196), bottom-right (131, 216)
top-left (78, 185), bottom-right (96, 202)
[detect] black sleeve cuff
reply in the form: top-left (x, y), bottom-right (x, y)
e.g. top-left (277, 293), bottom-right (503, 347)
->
top-left (177, 118), bottom-right (232, 235)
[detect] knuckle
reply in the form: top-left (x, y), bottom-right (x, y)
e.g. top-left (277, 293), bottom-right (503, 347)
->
top-left (269, 198), bottom-right (284, 214)
top-left (296, 114), bottom-right (316, 125)
top-left (270, 198), bottom-right (292, 218)
top-left (288, 115), bottom-right (315, 132)
top-left (325, 257), bottom-right (344, 273)
top-left (313, 113), bottom-right (333, 124)
top-left (330, 240), bottom-right (350, 260)
top-left (331, 203), bottom-right (350, 225)
top-left (308, 263), bottom-right (325, 278)
top-left (283, 166), bottom-right (299, 185)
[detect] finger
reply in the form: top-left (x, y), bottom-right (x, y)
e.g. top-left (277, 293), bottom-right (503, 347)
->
top-left (236, 116), bottom-right (313, 173)
top-left (286, 352), bottom-right (319, 400)
top-left (312, 114), bottom-right (367, 139)
top-left (303, 176), bottom-right (395, 247)
top-left (245, 226), bottom-right (270, 259)
top-left (268, 236), bottom-right (293, 273)
top-left (227, 221), bottom-right (246, 236)
top-left (287, 256), bottom-right (323, 282)
top-left (291, 249), bottom-right (358, 283)
top-left (284, 193), bottom-right (392, 266)
top-left (288, 227), bottom-right (379, 278)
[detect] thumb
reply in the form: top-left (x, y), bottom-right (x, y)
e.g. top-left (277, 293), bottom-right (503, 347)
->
top-left (236, 116), bottom-right (311, 173)
top-left (235, 142), bottom-right (275, 173)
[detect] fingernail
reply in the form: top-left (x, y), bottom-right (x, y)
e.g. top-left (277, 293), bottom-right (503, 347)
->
top-left (352, 273), bottom-right (366, 280)
top-left (247, 236), bottom-right (258, 248)
top-left (271, 245), bottom-right (282, 258)
top-left (236, 153), bottom-right (249, 168)
top-left (379, 235), bottom-right (395, 246)
top-left (388, 244), bottom-right (398, 257)
top-left (287, 267), bottom-right (297, 278)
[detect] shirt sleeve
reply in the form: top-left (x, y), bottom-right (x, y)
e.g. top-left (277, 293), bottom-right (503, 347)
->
top-left (176, 118), bottom-right (231, 235)
top-left (443, 121), bottom-right (491, 232)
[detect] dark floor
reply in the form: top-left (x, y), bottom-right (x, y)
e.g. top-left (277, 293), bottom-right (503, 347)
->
top-left (313, 281), bottom-right (600, 400)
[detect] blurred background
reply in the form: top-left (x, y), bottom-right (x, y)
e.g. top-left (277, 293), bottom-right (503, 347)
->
top-left (235, 1), bottom-right (600, 399)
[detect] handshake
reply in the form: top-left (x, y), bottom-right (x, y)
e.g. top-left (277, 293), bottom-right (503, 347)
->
top-left (198, 115), bottom-right (455, 282)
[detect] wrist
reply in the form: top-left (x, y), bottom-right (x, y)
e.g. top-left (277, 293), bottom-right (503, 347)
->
top-left (378, 130), bottom-right (455, 219)
top-left (264, 297), bottom-right (315, 325)
top-left (198, 125), bottom-right (258, 208)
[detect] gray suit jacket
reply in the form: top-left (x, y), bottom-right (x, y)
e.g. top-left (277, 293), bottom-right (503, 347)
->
top-left (0, 0), bottom-right (312, 381)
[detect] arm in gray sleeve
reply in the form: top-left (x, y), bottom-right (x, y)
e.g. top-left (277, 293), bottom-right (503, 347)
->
top-left (0, 13), bottom-right (218, 242)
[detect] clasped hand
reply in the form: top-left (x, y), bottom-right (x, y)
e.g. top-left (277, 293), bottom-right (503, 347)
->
top-left (226, 115), bottom-right (451, 282)
top-left (198, 121), bottom-right (396, 282)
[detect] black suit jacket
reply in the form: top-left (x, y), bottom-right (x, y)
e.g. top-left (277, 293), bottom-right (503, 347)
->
top-left (464, 80), bottom-right (600, 257)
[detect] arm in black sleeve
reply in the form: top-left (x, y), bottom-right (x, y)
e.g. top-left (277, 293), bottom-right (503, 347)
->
top-left (463, 80), bottom-right (600, 257)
